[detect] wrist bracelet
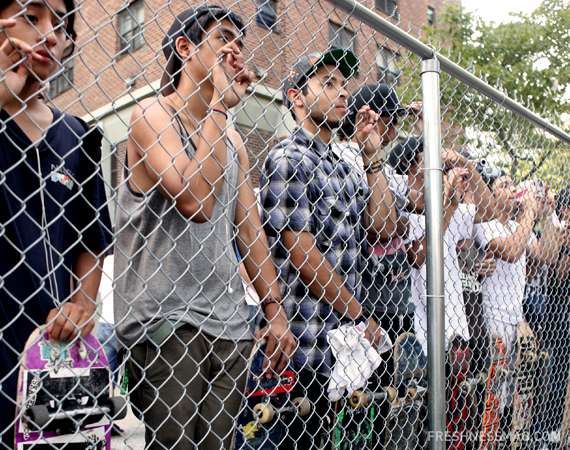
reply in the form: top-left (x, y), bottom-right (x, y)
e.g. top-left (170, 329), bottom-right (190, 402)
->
top-left (260, 295), bottom-right (282, 309)
top-left (209, 108), bottom-right (228, 120)
top-left (364, 161), bottom-right (384, 174)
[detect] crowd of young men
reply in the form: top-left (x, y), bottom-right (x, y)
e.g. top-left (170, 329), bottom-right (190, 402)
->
top-left (1, 2), bottom-right (570, 450)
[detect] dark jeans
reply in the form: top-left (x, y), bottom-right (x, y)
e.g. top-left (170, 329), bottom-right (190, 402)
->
top-left (279, 369), bottom-right (335, 450)
top-left (128, 325), bottom-right (253, 450)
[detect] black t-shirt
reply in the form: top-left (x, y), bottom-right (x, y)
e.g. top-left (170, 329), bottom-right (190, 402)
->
top-left (0, 108), bottom-right (112, 433)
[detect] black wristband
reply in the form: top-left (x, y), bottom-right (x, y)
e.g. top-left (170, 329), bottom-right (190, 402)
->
top-left (357, 302), bottom-right (375, 321)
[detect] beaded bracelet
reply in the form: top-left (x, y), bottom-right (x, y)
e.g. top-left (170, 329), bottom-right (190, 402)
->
top-left (260, 295), bottom-right (283, 309)
top-left (209, 108), bottom-right (228, 120)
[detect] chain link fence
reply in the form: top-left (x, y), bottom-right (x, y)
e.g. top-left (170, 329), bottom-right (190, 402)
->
top-left (1, 0), bottom-right (570, 449)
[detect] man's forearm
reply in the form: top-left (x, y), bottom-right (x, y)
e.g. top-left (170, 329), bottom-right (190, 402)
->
top-left (71, 251), bottom-right (104, 315)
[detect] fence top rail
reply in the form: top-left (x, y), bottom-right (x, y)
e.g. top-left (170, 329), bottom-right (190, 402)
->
top-left (325, 0), bottom-right (570, 146)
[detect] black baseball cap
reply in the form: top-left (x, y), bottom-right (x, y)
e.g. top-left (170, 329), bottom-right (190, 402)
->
top-left (160, 6), bottom-right (242, 95)
top-left (348, 84), bottom-right (408, 118)
top-left (388, 137), bottom-right (423, 175)
top-left (282, 49), bottom-right (359, 109)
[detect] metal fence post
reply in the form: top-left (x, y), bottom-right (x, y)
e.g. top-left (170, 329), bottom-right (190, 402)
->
top-left (421, 56), bottom-right (446, 450)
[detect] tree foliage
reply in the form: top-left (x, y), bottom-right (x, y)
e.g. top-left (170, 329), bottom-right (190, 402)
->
top-left (419, 0), bottom-right (570, 188)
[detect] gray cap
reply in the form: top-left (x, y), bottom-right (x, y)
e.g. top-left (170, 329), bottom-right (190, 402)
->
top-left (160, 6), bottom-right (239, 96)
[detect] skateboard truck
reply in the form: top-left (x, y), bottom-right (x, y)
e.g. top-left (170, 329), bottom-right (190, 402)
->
top-left (459, 372), bottom-right (488, 396)
top-left (24, 397), bottom-right (127, 431)
top-left (253, 397), bottom-right (311, 424)
top-left (349, 386), bottom-right (397, 409)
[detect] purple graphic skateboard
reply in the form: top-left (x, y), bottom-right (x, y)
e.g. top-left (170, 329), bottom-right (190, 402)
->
top-left (14, 328), bottom-right (126, 449)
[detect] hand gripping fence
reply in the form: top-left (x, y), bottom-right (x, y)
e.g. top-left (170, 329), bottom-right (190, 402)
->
top-left (1, 0), bottom-right (570, 449)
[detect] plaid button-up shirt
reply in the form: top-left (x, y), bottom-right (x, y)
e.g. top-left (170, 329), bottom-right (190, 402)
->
top-left (260, 127), bottom-right (370, 376)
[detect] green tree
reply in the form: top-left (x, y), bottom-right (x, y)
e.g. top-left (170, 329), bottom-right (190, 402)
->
top-left (420, 0), bottom-right (570, 188)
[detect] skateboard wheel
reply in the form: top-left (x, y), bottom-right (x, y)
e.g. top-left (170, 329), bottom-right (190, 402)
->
top-left (253, 403), bottom-right (275, 424)
top-left (105, 397), bottom-right (127, 421)
top-left (496, 366), bottom-right (509, 382)
top-left (406, 387), bottom-right (418, 401)
top-left (523, 351), bottom-right (536, 363)
top-left (293, 397), bottom-right (311, 416)
top-left (26, 405), bottom-right (50, 429)
top-left (349, 390), bottom-right (367, 409)
top-left (540, 351), bottom-right (549, 361)
top-left (459, 381), bottom-right (472, 396)
top-left (385, 386), bottom-right (397, 403)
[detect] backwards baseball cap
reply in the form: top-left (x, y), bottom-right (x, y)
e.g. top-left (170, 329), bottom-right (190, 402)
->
top-left (160, 6), bottom-right (243, 96)
top-left (388, 137), bottom-right (423, 175)
top-left (282, 49), bottom-right (359, 109)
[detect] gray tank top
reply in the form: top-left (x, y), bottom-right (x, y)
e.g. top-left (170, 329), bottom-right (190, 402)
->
top-left (114, 108), bottom-right (251, 346)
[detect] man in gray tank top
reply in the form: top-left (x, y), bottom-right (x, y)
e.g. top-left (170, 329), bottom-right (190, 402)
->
top-left (114, 7), bottom-right (295, 450)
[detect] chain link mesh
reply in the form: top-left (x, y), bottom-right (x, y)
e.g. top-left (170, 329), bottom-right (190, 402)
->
top-left (1, 0), bottom-right (569, 449)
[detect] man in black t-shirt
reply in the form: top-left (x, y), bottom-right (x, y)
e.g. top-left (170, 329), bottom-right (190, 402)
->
top-left (0, 1), bottom-right (112, 441)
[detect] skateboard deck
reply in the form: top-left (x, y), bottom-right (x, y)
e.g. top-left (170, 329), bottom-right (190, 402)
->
top-left (511, 322), bottom-right (537, 450)
top-left (478, 334), bottom-right (508, 450)
top-left (233, 339), bottom-right (309, 450)
top-left (14, 328), bottom-right (126, 449)
top-left (383, 332), bottom-right (428, 450)
top-left (447, 334), bottom-right (478, 450)
top-left (559, 325), bottom-right (570, 446)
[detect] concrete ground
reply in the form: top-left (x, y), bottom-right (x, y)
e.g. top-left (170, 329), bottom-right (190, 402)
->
top-left (110, 393), bottom-right (145, 450)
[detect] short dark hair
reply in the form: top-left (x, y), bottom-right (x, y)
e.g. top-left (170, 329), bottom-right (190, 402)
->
top-left (170, 9), bottom-right (246, 89)
top-left (557, 188), bottom-right (570, 216)
top-left (0, 0), bottom-right (77, 59)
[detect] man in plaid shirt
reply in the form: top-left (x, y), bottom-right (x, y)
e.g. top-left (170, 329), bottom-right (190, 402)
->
top-left (260, 48), bottom-right (396, 448)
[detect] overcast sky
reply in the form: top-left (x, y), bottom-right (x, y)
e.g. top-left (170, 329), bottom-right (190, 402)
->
top-left (461, 0), bottom-right (544, 23)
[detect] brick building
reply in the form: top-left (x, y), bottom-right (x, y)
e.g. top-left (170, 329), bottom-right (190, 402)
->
top-left (50, 0), bottom-right (459, 218)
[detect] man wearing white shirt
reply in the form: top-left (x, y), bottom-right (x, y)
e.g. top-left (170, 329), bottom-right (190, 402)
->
top-left (473, 168), bottom-right (538, 420)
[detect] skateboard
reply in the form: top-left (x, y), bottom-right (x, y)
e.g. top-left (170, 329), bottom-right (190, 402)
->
top-left (233, 338), bottom-right (310, 450)
top-left (383, 332), bottom-right (428, 450)
top-left (477, 334), bottom-right (508, 450)
top-left (14, 328), bottom-right (126, 449)
top-left (332, 372), bottom-right (397, 450)
top-left (447, 334), bottom-right (481, 450)
top-left (559, 326), bottom-right (570, 447)
top-left (511, 322), bottom-right (538, 450)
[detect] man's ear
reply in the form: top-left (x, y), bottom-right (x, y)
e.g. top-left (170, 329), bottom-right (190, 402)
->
top-left (175, 36), bottom-right (196, 61)
top-left (288, 88), bottom-right (303, 107)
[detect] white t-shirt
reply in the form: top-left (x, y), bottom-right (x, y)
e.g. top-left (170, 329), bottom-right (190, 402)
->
top-left (409, 204), bottom-right (477, 352)
top-left (473, 220), bottom-right (526, 325)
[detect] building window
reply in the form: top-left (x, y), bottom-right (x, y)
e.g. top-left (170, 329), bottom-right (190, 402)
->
top-left (376, 47), bottom-right (400, 85)
top-left (428, 6), bottom-right (435, 27)
top-left (49, 60), bottom-right (73, 97)
top-left (118, 1), bottom-right (145, 53)
top-left (329, 22), bottom-right (356, 53)
top-left (257, 0), bottom-right (278, 28)
top-left (376, 0), bottom-right (397, 15)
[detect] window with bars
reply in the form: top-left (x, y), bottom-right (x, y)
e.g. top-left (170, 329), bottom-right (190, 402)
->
top-left (376, 0), bottom-right (397, 15)
top-left (329, 22), bottom-right (356, 53)
top-left (118, 1), bottom-right (145, 53)
top-left (257, 0), bottom-right (278, 28)
top-left (49, 60), bottom-right (73, 98)
top-left (376, 47), bottom-right (400, 85)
